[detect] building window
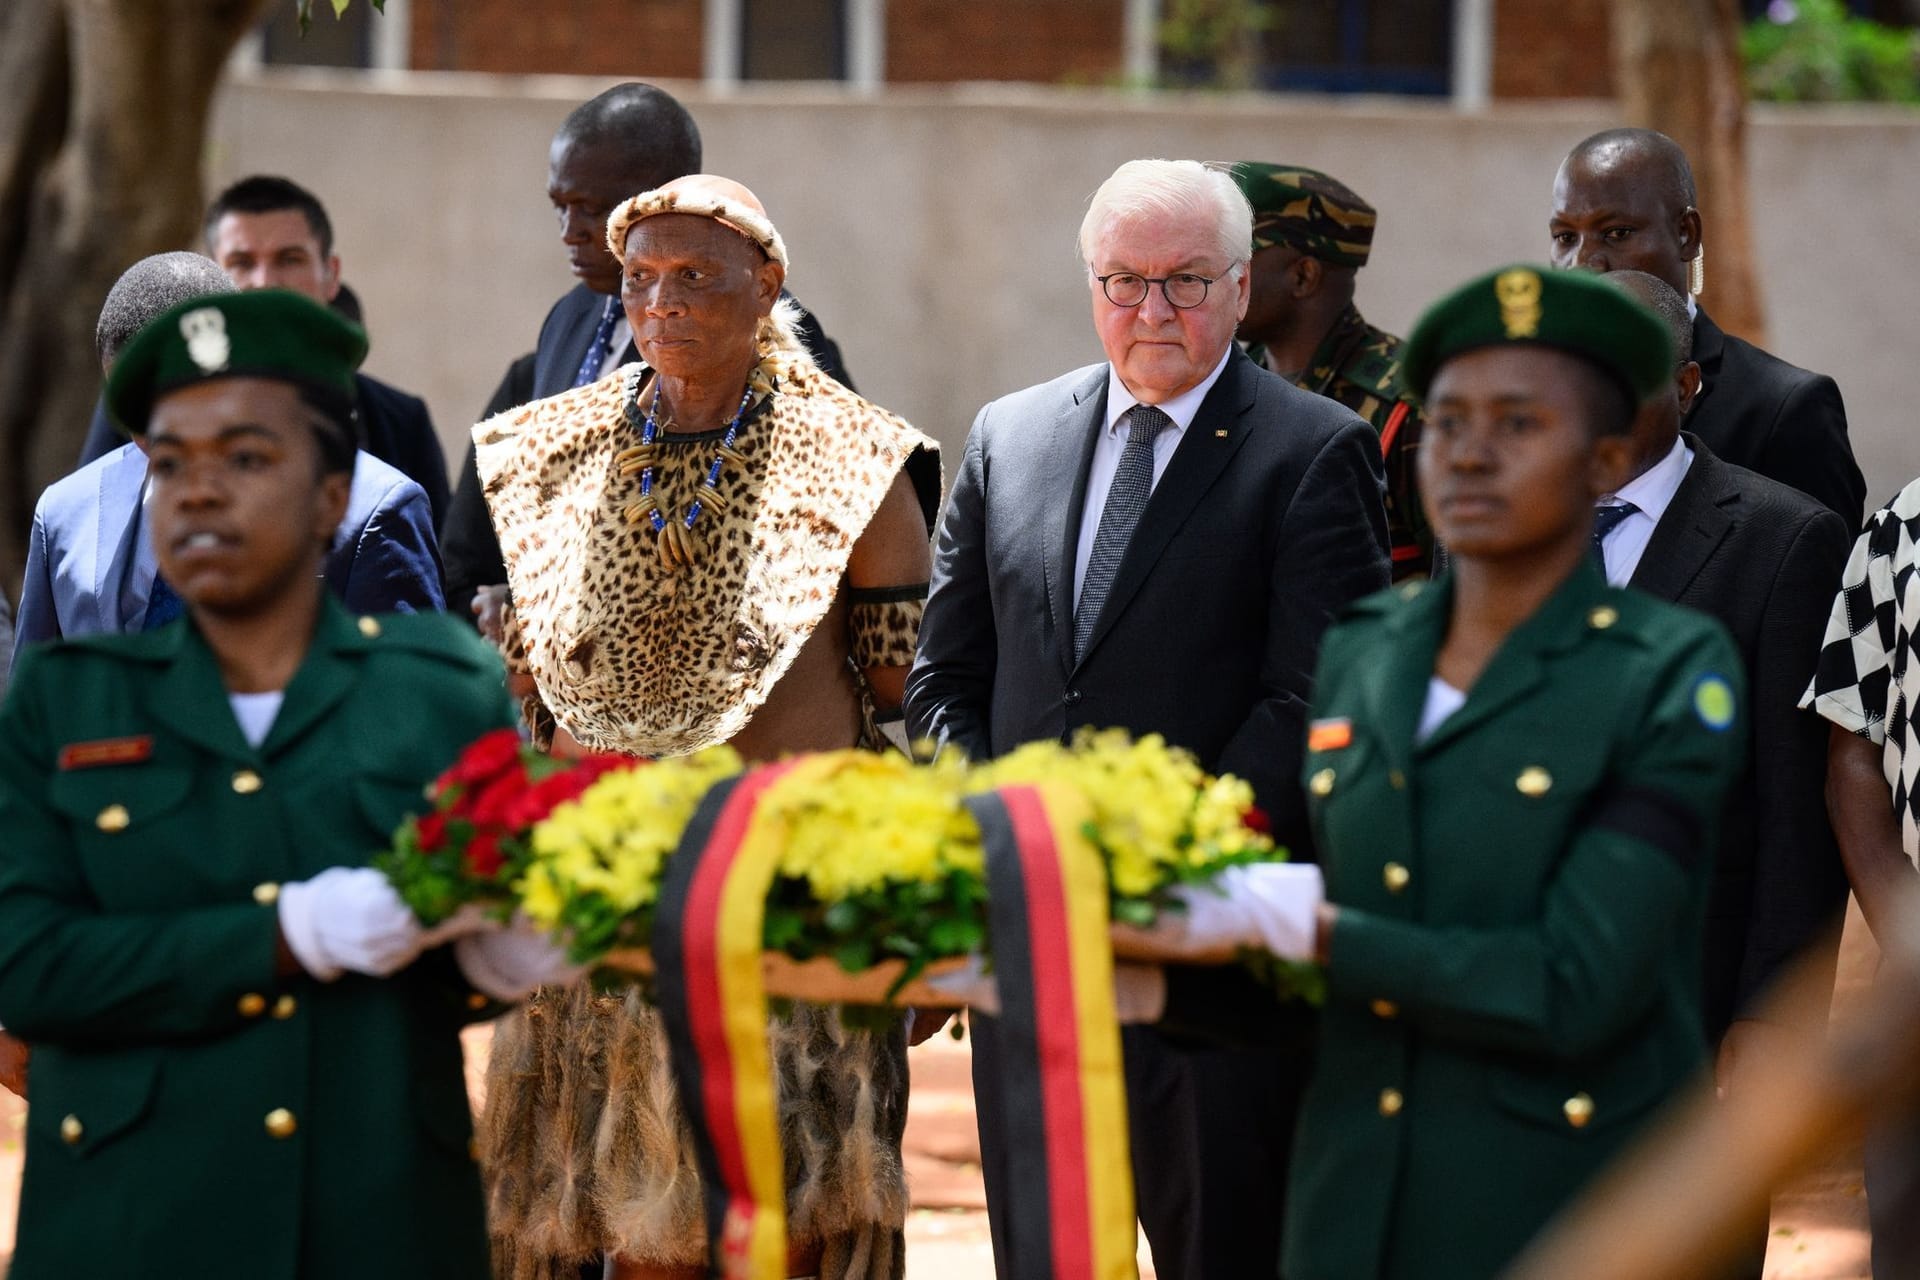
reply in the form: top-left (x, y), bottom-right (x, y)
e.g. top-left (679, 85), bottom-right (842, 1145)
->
top-left (1260, 0), bottom-right (1453, 96)
top-left (742, 0), bottom-right (847, 79)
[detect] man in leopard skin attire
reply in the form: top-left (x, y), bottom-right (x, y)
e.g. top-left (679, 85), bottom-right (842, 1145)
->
top-left (472, 176), bottom-right (940, 1280)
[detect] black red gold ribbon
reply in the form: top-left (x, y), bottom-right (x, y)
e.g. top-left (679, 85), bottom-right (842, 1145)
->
top-left (968, 784), bottom-right (1136, 1280)
top-left (654, 766), bottom-right (1134, 1280)
top-left (652, 758), bottom-right (811, 1280)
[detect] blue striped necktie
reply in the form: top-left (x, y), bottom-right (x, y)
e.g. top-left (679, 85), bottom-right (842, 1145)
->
top-left (572, 295), bottom-right (621, 389)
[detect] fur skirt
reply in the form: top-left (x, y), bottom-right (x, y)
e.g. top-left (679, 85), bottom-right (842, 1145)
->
top-left (478, 983), bottom-right (909, 1279)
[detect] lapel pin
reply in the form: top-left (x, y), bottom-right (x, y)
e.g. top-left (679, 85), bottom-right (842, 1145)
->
top-left (1214, 429), bottom-right (1228, 438)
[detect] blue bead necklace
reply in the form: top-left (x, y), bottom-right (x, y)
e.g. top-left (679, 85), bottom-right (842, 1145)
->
top-left (617, 380), bottom-right (754, 569)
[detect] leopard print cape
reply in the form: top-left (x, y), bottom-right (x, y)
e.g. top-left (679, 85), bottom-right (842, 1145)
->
top-left (473, 317), bottom-right (938, 757)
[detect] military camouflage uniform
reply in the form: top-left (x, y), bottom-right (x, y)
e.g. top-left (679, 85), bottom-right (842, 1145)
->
top-left (1250, 308), bottom-right (1430, 579)
top-left (1230, 162), bottom-right (1431, 580)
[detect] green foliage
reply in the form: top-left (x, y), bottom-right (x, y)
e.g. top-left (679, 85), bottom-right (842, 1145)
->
top-left (1743, 0), bottom-right (1920, 104)
top-left (294, 0), bottom-right (386, 34)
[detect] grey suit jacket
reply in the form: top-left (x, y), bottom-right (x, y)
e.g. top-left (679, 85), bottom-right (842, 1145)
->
top-left (13, 444), bottom-right (445, 673)
top-left (1628, 435), bottom-right (1852, 1035)
top-left (907, 347), bottom-right (1390, 858)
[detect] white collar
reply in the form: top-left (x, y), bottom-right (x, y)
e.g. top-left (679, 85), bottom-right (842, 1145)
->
top-left (1610, 435), bottom-right (1693, 524)
top-left (1103, 345), bottom-right (1233, 436)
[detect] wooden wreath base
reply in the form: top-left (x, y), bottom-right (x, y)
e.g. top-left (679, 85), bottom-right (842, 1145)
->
top-left (598, 949), bottom-right (978, 1006)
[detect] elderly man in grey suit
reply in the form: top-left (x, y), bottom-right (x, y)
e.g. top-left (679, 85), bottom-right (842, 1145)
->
top-left (907, 159), bottom-right (1390, 1280)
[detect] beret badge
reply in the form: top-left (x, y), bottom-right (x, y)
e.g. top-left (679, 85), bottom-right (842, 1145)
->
top-left (1495, 269), bottom-right (1543, 340)
top-left (179, 307), bottom-right (232, 374)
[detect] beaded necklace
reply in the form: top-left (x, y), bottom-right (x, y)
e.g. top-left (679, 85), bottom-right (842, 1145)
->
top-left (617, 380), bottom-right (754, 569)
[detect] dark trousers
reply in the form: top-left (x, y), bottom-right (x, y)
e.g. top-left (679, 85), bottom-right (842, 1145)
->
top-left (972, 1014), bottom-right (1308, 1280)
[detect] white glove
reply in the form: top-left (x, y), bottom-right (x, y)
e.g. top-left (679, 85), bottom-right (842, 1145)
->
top-left (277, 866), bottom-right (425, 981)
top-left (453, 916), bottom-right (589, 1002)
top-left (1170, 863), bottom-right (1325, 961)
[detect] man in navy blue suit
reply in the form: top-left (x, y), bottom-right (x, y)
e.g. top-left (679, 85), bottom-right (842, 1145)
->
top-left (14, 254), bottom-right (442, 674)
top-left (438, 82), bottom-right (858, 618)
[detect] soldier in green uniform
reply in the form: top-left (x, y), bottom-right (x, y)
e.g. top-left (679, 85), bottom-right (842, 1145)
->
top-left (1134, 266), bottom-right (1747, 1278)
top-left (1230, 162), bottom-right (1430, 579)
top-left (0, 291), bottom-right (521, 1279)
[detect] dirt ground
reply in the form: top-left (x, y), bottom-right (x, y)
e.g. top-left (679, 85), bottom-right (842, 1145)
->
top-left (0, 905), bottom-right (1886, 1277)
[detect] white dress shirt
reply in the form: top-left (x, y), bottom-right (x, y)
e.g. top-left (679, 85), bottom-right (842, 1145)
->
top-left (1598, 435), bottom-right (1694, 586)
top-left (1073, 347), bottom-right (1233, 608)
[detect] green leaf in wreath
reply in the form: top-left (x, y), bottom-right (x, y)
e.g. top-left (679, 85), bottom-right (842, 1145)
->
top-left (833, 939), bottom-right (874, 974)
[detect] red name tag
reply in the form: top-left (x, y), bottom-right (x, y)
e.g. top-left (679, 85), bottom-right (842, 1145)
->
top-left (1307, 719), bottom-right (1353, 752)
top-left (58, 736), bottom-right (154, 771)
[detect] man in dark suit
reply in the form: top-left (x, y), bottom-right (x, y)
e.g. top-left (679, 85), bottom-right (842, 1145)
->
top-left (1598, 270), bottom-right (1852, 1276)
top-left (1549, 128), bottom-right (1865, 526)
top-left (906, 159), bottom-right (1390, 1280)
top-left (76, 178), bottom-right (455, 531)
top-left (438, 83), bottom-right (856, 618)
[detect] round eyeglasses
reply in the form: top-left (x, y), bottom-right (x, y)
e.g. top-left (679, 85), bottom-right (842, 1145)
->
top-left (1094, 264), bottom-right (1241, 310)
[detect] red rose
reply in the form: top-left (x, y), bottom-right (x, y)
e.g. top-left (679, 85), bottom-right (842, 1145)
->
top-left (448, 730), bottom-right (527, 789)
top-left (415, 810), bottom-right (449, 853)
top-left (503, 755), bottom-right (639, 829)
top-left (1243, 805), bottom-right (1271, 835)
top-left (467, 769), bottom-right (531, 828)
top-left (465, 832), bottom-right (505, 878)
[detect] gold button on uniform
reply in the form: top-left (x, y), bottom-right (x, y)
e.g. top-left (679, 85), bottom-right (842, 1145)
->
top-left (231, 769), bottom-right (263, 795)
top-left (272, 994), bottom-right (298, 1020)
top-left (264, 1108), bottom-right (298, 1139)
top-left (1388, 769), bottom-right (1406, 790)
top-left (1515, 766), bottom-right (1554, 797)
top-left (1383, 862), bottom-right (1411, 893)
top-left (95, 804), bottom-right (130, 833)
top-left (1588, 605), bottom-right (1619, 630)
top-left (1563, 1092), bottom-right (1595, 1129)
top-left (252, 882), bottom-right (281, 907)
top-left (357, 616), bottom-right (382, 638)
top-left (1378, 1088), bottom-right (1404, 1117)
top-left (1309, 768), bottom-right (1336, 797)
top-left (1370, 999), bottom-right (1399, 1019)
top-left (237, 992), bottom-right (267, 1018)
top-left (60, 1114), bottom-right (84, 1145)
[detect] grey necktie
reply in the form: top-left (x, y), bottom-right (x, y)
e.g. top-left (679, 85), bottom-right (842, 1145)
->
top-left (1075, 404), bottom-right (1171, 660)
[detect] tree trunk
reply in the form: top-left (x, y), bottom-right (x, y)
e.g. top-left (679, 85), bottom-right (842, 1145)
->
top-left (1611, 0), bottom-right (1766, 344)
top-left (0, 0), bottom-right (268, 604)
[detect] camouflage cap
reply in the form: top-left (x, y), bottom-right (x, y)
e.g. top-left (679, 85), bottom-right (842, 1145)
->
top-left (1401, 264), bottom-right (1674, 402)
top-left (105, 288), bottom-right (367, 435)
top-left (1230, 162), bottom-right (1376, 267)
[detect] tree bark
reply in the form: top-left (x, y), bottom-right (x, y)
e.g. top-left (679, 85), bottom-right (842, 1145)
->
top-left (1611, 0), bottom-right (1766, 344)
top-left (0, 0), bottom-right (268, 604)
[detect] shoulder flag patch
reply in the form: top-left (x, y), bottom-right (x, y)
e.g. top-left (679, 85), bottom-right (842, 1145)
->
top-left (1308, 718), bottom-right (1353, 751)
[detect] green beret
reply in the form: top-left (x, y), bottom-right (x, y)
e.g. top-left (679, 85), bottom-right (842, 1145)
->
top-left (105, 289), bottom-right (367, 435)
top-left (1229, 162), bottom-right (1376, 267)
top-left (1401, 264), bottom-right (1675, 403)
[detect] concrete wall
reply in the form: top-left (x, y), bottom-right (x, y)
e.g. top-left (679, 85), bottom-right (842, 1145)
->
top-left (207, 73), bottom-right (1920, 513)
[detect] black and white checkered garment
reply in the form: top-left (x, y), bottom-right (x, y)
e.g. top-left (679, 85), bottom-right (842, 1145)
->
top-left (1801, 477), bottom-right (1920, 860)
